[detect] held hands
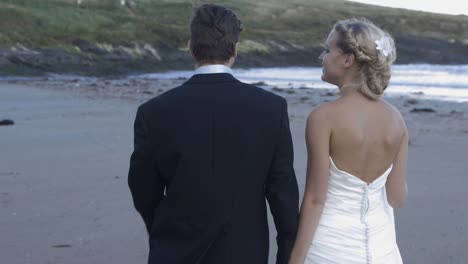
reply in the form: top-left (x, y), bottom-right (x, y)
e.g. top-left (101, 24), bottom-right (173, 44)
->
top-left (288, 256), bottom-right (306, 264)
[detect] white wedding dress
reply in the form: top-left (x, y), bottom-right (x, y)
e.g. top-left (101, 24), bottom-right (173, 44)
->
top-left (305, 157), bottom-right (403, 264)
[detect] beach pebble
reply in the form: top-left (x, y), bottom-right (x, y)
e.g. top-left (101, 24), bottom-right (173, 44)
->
top-left (410, 108), bottom-right (436, 113)
top-left (405, 99), bottom-right (419, 105)
top-left (323, 92), bottom-right (336, 97)
top-left (450, 110), bottom-right (463, 115)
top-left (250, 81), bottom-right (267, 86)
top-left (51, 244), bottom-right (72, 248)
top-left (271, 87), bottom-right (282, 92)
top-left (0, 119), bottom-right (14, 126)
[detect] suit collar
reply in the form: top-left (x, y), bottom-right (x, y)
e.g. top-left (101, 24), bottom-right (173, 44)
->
top-left (185, 73), bottom-right (240, 84)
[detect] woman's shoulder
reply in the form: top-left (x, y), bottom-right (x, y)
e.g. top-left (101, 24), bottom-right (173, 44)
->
top-left (307, 101), bottom-right (338, 127)
top-left (378, 100), bottom-right (408, 139)
top-left (381, 99), bottom-right (406, 123)
top-left (310, 101), bottom-right (337, 114)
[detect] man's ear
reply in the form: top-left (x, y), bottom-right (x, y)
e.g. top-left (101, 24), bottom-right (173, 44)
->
top-left (344, 53), bottom-right (355, 68)
top-left (226, 42), bottom-right (240, 67)
top-left (233, 42), bottom-right (239, 58)
top-left (187, 39), bottom-right (194, 58)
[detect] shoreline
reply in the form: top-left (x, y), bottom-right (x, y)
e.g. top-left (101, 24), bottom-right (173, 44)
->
top-left (4, 77), bottom-right (468, 147)
top-left (2, 63), bottom-right (468, 103)
top-left (4, 75), bottom-right (468, 107)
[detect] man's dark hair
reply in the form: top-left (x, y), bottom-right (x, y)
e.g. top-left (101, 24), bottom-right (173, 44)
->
top-left (190, 4), bottom-right (242, 63)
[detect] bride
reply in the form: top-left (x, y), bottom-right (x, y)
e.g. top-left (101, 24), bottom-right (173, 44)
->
top-left (289, 18), bottom-right (407, 264)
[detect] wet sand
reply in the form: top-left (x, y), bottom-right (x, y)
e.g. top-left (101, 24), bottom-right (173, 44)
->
top-left (1, 78), bottom-right (467, 264)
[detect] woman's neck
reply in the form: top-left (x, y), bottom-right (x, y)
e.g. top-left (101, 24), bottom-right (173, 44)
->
top-left (338, 68), bottom-right (361, 97)
top-left (338, 78), bottom-right (361, 97)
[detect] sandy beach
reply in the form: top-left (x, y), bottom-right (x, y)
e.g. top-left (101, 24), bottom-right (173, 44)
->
top-left (1, 77), bottom-right (467, 264)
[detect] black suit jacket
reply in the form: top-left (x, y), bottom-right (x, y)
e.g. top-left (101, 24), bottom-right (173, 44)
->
top-left (128, 73), bottom-right (299, 264)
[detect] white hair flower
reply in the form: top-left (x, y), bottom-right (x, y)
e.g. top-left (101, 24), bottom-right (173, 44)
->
top-left (374, 36), bottom-right (392, 57)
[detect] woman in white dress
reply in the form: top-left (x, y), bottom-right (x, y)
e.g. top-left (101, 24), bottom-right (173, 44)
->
top-left (289, 19), bottom-right (408, 264)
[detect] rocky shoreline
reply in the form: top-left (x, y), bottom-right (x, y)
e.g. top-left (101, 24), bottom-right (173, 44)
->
top-left (1, 34), bottom-right (467, 77)
top-left (5, 76), bottom-right (468, 121)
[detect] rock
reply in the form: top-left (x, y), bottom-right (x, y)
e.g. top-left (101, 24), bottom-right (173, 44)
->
top-left (72, 39), bottom-right (107, 55)
top-left (405, 99), bottom-right (419, 105)
top-left (250, 81), bottom-right (267, 86)
top-left (271, 87), bottom-right (282, 92)
top-left (0, 119), bottom-right (14, 126)
top-left (51, 244), bottom-right (72, 248)
top-left (0, 53), bottom-right (12, 68)
top-left (450, 110), bottom-right (463, 115)
top-left (410, 108), bottom-right (436, 113)
top-left (323, 92), bottom-right (336, 97)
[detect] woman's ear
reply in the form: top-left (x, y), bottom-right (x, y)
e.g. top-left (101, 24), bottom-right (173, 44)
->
top-left (344, 53), bottom-right (355, 68)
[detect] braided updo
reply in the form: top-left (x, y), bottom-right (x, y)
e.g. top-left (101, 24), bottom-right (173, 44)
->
top-left (333, 18), bottom-right (396, 100)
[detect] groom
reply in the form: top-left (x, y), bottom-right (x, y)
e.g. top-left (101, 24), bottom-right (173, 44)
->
top-left (128, 4), bottom-right (299, 264)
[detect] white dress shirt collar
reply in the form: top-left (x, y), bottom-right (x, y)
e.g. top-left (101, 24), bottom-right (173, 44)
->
top-left (194, 64), bottom-right (233, 75)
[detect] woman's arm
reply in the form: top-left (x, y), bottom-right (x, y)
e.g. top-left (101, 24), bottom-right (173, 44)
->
top-left (289, 104), bottom-right (332, 264)
top-left (386, 116), bottom-right (408, 208)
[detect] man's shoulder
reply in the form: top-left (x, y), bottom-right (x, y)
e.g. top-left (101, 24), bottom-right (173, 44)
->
top-left (236, 81), bottom-right (286, 104)
top-left (138, 80), bottom-right (286, 113)
top-left (138, 85), bottom-right (184, 112)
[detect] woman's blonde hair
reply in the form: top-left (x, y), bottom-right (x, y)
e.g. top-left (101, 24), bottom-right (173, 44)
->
top-left (333, 18), bottom-right (396, 100)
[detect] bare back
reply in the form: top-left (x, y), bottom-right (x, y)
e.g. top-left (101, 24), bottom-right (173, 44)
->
top-left (328, 93), bottom-right (406, 184)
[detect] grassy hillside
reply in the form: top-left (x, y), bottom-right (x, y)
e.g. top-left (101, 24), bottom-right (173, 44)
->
top-left (1, 0), bottom-right (467, 76)
top-left (0, 0), bottom-right (192, 47)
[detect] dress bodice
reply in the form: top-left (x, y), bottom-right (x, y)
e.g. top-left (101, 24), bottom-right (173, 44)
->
top-left (324, 157), bottom-right (393, 220)
top-left (304, 157), bottom-right (402, 264)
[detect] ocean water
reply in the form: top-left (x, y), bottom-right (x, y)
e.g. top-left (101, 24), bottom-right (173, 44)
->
top-left (138, 64), bottom-right (468, 103)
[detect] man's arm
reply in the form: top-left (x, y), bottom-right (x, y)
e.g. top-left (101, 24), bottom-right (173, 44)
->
top-left (266, 99), bottom-right (300, 264)
top-left (128, 106), bottom-right (165, 234)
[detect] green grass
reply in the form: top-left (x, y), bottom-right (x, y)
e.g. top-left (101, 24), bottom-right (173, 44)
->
top-left (1, 0), bottom-right (467, 49)
top-left (0, 0), bottom-right (192, 48)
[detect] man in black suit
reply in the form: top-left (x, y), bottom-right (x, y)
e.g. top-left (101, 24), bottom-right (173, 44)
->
top-left (128, 4), bottom-right (299, 264)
